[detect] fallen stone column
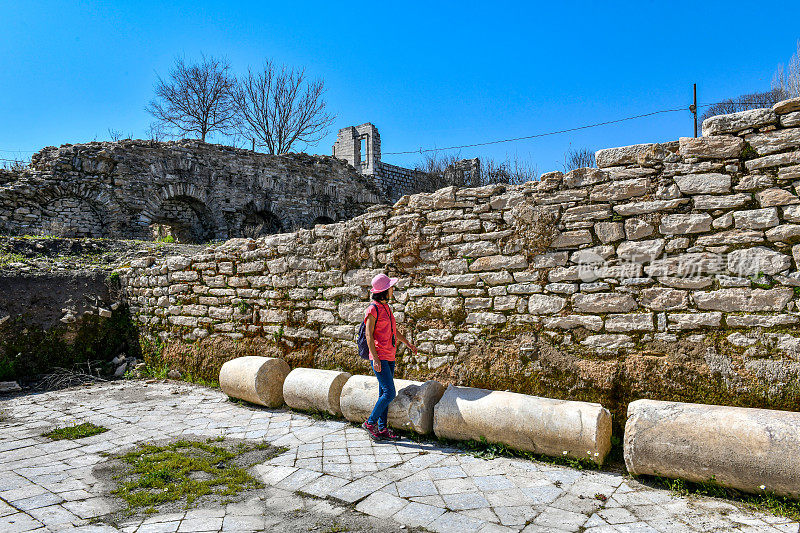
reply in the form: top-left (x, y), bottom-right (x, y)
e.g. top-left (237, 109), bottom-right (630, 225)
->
top-left (625, 399), bottom-right (800, 496)
top-left (283, 368), bottom-right (352, 416)
top-left (433, 385), bottom-right (612, 465)
top-left (219, 356), bottom-right (290, 408)
top-left (339, 376), bottom-right (445, 434)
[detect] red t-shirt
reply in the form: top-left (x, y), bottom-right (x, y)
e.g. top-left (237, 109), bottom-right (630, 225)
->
top-left (364, 301), bottom-right (396, 361)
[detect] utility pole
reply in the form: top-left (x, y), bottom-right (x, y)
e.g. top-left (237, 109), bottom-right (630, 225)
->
top-left (252, 138), bottom-right (256, 152)
top-left (690, 83), bottom-right (698, 138)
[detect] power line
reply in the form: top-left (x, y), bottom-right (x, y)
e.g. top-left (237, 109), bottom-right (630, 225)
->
top-left (382, 101), bottom-right (784, 156)
top-left (382, 106), bottom-right (692, 155)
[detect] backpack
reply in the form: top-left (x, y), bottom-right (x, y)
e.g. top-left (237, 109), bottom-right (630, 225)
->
top-left (356, 303), bottom-right (379, 359)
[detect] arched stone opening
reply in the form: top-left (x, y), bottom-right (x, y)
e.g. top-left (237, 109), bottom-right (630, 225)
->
top-left (149, 195), bottom-right (214, 243)
top-left (312, 216), bottom-right (335, 226)
top-left (241, 209), bottom-right (284, 238)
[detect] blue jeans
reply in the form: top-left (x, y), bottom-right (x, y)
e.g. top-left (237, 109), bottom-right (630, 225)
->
top-left (367, 360), bottom-right (396, 429)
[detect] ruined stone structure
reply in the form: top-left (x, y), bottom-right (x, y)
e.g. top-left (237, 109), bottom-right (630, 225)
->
top-left (333, 123), bottom-right (428, 202)
top-left (121, 98), bottom-right (800, 421)
top-left (0, 140), bottom-right (385, 242)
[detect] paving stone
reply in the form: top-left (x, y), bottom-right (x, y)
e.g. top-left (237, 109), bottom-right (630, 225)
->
top-left (533, 507), bottom-right (588, 532)
top-left (392, 501), bottom-right (446, 528)
top-left (137, 522), bottom-right (182, 533)
top-left (354, 491), bottom-right (408, 518)
top-left (428, 511), bottom-right (486, 533)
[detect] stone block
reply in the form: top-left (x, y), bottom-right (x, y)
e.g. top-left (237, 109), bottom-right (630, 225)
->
top-left (283, 368), bottom-right (351, 416)
top-left (667, 312), bottom-right (722, 330)
top-left (640, 287), bottom-right (688, 311)
top-left (673, 173), bottom-right (731, 194)
top-left (756, 188), bottom-right (800, 208)
top-left (580, 334), bottom-right (634, 350)
top-left (660, 214), bottom-right (713, 235)
top-left (605, 313), bottom-right (655, 332)
top-left (613, 199), bottom-right (689, 216)
top-left (542, 315), bottom-right (604, 331)
top-left (745, 151), bottom-right (800, 171)
top-left (733, 208), bottom-right (780, 230)
top-left (589, 177), bottom-right (649, 202)
top-left (433, 385), bottom-right (612, 465)
top-left (551, 230), bottom-right (593, 249)
top-left (625, 399), bottom-right (800, 496)
top-left (766, 224), bottom-right (800, 243)
top-left (695, 230), bottom-right (764, 246)
top-left (219, 356), bottom-right (290, 407)
top-left (726, 314), bottom-right (799, 327)
top-left (595, 143), bottom-right (671, 168)
top-left (773, 97), bottom-right (800, 115)
top-left (693, 193), bottom-right (751, 210)
top-left (702, 108), bottom-right (777, 136)
top-left (528, 294), bottom-right (566, 314)
top-left (339, 376), bottom-right (445, 434)
top-left (465, 312), bottom-right (506, 325)
top-left (678, 136), bottom-right (744, 159)
top-left (727, 246), bottom-right (791, 276)
top-left (692, 288), bottom-right (793, 312)
top-left (468, 255), bottom-right (527, 272)
top-left (572, 293), bottom-right (637, 313)
top-left (624, 218), bottom-right (654, 240)
top-left (782, 112), bottom-right (800, 128)
top-left (746, 128), bottom-right (800, 156)
top-left (594, 221), bottom-right (625, 243)
top-left (616, 239), bottom-right (664, 263)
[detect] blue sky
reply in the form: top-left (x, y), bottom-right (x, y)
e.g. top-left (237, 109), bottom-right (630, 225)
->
top-left (1, 1), bottom-right (799, 173)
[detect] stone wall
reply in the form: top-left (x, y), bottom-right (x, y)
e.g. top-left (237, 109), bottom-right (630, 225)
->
top-left (0, 140), bottom-right (385, 242)
top-left (120, 98), bottom-right (800, 422)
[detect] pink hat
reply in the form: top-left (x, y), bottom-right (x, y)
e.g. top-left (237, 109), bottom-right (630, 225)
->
top-left (370, 273), bottom-right (399, 293)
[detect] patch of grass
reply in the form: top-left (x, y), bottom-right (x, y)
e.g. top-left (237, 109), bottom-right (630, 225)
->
top-left (305, 409), bottom-right (339, 421)
top-left (111, 438), bottom-right (283, 514)
top-left (647, 475), bottom-right (800, 521)
top-left (182, 370), bottom-right (219, 388)
top-left (322, 523), bottom-right (349, 533)
top-left (453, 436), bottom-right (600, 470)
top-left (0, 252), bottom-right (27, 266)
top-left (43, 422), bottom-right (108, 440)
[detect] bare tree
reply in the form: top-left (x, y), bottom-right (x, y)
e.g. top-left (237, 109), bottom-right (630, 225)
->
top-left (701, 88), bottom-right (788, 121)
top-left (232, 61), bottom-right (335, 154)
top-left (413, 151), bottom-right (537, 192)
top-left (482, 155), bottom-right (538, 185)
top-left (773, 40), bottom-right (800, 98)
top-left (146, 55), bottom-right (237, 142)
top-left (562, 147), bottom-right (596, 173)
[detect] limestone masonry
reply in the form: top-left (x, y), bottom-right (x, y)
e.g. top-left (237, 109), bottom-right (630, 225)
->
top-left (0, 139), bottom-right (385, 242)
top-left (119, 97), bottom-right (800, 418)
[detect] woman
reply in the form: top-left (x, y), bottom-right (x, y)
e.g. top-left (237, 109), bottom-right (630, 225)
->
top-left (362, 273), bottom-right (417, 441)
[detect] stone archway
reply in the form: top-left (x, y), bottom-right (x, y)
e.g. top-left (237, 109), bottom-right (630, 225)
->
top-left (149, 195), bottom-right (214, 243)
top-left (312, 216), bottom-right (335, 226)
top-left (241, 209), bottom-right (284, 238)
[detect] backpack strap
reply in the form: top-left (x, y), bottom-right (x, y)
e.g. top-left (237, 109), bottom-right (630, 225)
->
top-left (365, 301), bottom-right (379, 327)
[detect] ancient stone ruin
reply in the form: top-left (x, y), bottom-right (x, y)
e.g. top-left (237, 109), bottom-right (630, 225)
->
top-left (0, 139), bottom-right (385, 242)
top-left (120, 98), bottom-right (800, 422)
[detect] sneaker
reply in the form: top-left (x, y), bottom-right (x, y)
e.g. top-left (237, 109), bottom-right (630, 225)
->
top-left (362, 421), bottom-right (383, 441)
top-left (376, 427), bottom-right (400, 441)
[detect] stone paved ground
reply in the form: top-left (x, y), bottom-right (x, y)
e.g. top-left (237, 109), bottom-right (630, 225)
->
top-left (0, 381), bottom-right (798, 533)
